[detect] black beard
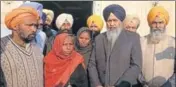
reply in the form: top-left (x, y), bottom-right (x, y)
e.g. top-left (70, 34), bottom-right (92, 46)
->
top-left (91, 31), bottom-right (100, 39)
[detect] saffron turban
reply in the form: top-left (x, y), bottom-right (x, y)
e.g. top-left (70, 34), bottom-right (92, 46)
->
top-left (147, 6), bottom-right (169, 25)
top-left (5, 6), bottom-right (39, 30)
top-left (87, 15), bottom-right (104, 31)
top-left (103, 4), bottom-right (126, 22)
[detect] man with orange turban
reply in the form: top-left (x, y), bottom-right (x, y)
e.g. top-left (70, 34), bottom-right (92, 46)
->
top-left (87, 14), bottom-right (104, 39)
top-left (1, 6), bottom-right (44, 87)
top-left (140, 6), bottom-right (175, 87)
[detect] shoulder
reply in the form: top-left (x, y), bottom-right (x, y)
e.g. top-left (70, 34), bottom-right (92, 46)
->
top-left (124, 30), bottom-right (140, 38)
top-left (94, 32), bottom-right (106, 41)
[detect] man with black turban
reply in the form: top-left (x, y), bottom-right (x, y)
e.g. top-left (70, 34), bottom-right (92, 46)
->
top-left (88, 4), bottom-right (142, 87)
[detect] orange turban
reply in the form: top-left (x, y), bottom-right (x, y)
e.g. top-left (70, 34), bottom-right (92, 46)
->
top-left (147, 6), bottom-right (169, 25)
top-left (87, 15), bottom-right (104, 31)
top-left (5, 6), bottom-right (39, 30)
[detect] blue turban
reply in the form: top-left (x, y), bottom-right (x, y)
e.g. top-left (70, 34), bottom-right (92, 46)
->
top-left (20, 2), bottom-right (43, 18)
top-left (41, 12), bottom-right (47, 24)
top-left (103, 4), bottom-right (126, 22)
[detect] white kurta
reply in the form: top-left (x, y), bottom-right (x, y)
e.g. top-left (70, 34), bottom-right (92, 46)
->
top-left (140, 35), bottom-right (175, 86)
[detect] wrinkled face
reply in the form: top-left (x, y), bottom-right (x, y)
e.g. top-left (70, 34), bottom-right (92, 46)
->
top-left (15, 16), bottom-right (38, 43)
top-left (150, 16), bottom-right (166, 30)
top-left (106, 13), bottom-right (122, 31)
top-left (62, 36), bottom-right (74, 56)
top-left (124, 19), bottom-right (138, 32)
top-left (60, 20), bottom-right (71, 30)
top-left (89, 22), bottom-right (99, 32)
top-left (78, 31), bottom-right (91, 47)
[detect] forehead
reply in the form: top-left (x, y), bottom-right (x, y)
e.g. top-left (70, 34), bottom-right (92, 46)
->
top-left (22, 16), bottom-right (38, 23)
top-left (64, 36), bottom-right (73, 43)
top-left (153, 16), bottom-right (164, 22)
top-left (80, 31), bottom-right (90, 36)
top-left (108, 13), bottom-right (119, 20)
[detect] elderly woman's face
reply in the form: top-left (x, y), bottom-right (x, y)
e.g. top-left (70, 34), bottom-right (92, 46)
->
top-left (62, 36), bottom-right (74, 56)
top-left (106, 13), bottom-right (122, 31)
top-left (78, 31), bottom-right (91, 47)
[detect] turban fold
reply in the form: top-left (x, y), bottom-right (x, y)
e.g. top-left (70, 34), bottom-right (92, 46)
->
top-left (147, 6), bottom-right (169, 25)
top-left (55, 13), bottom-right (73, 29)
top-left (43, 9), bottom-right (54, 23)
top-left (103, 4), bottom-right (126, 22)
top-left (5, 6), bottom-right (39, 30)
top-left (20, 2), bottom-right (43, 18)
top-left (87, 15), bottom-right (104, 31)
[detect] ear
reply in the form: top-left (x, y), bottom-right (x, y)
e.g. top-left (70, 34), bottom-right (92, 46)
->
top-left (13, 25), bottom-right (19, 31)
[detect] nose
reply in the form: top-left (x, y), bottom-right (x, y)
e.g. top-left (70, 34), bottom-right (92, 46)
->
top-left (110, 21), bottom-right (115, 26)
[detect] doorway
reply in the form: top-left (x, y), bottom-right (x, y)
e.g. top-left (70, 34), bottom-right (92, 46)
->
top-left (36, 1), bottom-right (93, 34)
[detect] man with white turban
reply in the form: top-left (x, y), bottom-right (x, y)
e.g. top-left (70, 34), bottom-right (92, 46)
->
top-left (55, 13), bottom-right (74, 34)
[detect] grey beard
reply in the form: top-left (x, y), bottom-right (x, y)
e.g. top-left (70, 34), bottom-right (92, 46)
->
top-left (106, 28), bottom-right (122, 49)
top-left (149, 28), bottom-right (165, 44)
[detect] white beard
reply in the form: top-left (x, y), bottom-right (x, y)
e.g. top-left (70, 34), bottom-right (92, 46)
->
top-left (106, 27), bottom-right (122, 49)
top-left (149, 28), bottom-right (166, 44)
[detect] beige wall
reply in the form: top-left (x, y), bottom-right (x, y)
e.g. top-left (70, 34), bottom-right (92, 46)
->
top-left (93, 1), bottom-right (175, 37)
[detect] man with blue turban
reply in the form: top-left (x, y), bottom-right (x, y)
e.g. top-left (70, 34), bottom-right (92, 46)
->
top-left (88, 4), bottom-right (142, 87)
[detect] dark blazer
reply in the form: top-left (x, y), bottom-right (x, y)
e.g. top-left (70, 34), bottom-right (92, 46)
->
top-left (88, 30), bottom-right (142, 87)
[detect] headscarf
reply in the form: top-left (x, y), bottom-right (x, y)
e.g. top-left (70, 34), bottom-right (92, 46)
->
top-left (55, 13), bottom-right (73, 29)
top-left (75, 27), bottom-right (92, 67)
top-left (44, 33), bottom-right (84, 87)
top-left (5, 6), bottom-right (39, 30)
top-left (87, 15), bottom-right (104, 31)
top-left (147, 6), bottom-right (169, 25)
top-left (43, 9), bottom-right (54, 24)
top-left (20, 2), bottom-right (43, 18)
top-left (103, 4), bottom-right (126, 22)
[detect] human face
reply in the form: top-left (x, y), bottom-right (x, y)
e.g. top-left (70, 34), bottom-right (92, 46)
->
top-left (89, 22), bottom-right (99, 32)
top-left (78, 31), bottom-right (91, 47)
top-left (150, 16), bottom-right (166, 31)
top-left (62, 36), bottom-right (74, 56)
top-left (15, 15), bottom-right (38, 43)
top-left (124, 20), bottom-right (138, 32)
top-left (60, 20), bottom-right (71, 30)
top-left (106, 13), bottom-right (122, 31)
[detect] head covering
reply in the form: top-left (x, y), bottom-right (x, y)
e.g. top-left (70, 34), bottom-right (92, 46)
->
top-left (87, 15), bottom-right (104, 31)
top-left (75, 27), bottom-right (92, 68)
top-left (147, 6), bottom-right (169, 25)
top-left (43, 9), bottom-right (54, 23)
top-left (44, 33), bottom-right (84, 87)
top-left (123, 14), bottom-right (140, 28)
top-left (55, 13), bottom-right (74, 29)
top-left (41, 12), bottom-right (47, 24)
top-left (103, 4), bottom-right (126, 22)
top-left (5, 6), bottom-right (39, 30)
top-left (20, 2), bottom-right (43, 18)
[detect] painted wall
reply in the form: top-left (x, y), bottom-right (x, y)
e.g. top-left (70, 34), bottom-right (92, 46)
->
top-left (93, 1), bottom-right (175, 37)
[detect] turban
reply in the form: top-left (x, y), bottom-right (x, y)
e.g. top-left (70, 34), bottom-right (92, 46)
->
top-left (103, 4), bottom-right (126, 22)
top-left (87, 15), bottom-right (104, 31)
top-left (5, 6), bottom-right (39, 30)
top-left (55, 13), bottom-right (73, 29)
top-left (20, 2), bottom-right (43, 18)
top-left (147, 6), bottom-right (169, 25)
top-left (41, 12), bottom-right (47, 24)
top-left (43, 9), bottom-right (54, 23)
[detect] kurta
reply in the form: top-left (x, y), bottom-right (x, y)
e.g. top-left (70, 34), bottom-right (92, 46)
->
top-left (140, 35), bottom-right (175, 87)
top-left (1, 35), bottom-right (44, 87)
top-left (88, 30), bottom-right (142, 86)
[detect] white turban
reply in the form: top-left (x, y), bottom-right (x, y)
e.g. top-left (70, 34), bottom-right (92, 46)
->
top-left (55, 13), bottom-right (73, 29)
